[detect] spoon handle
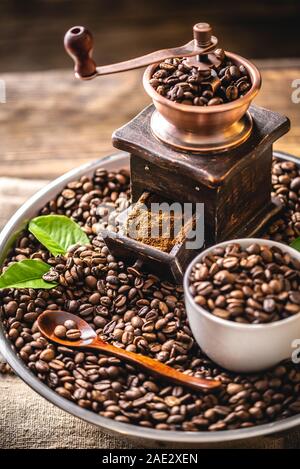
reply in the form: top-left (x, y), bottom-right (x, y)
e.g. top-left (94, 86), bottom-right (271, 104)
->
top-left (88, 338), bottom-right (221, 392)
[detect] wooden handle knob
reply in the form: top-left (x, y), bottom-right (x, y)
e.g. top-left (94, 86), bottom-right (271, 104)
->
top-left (193, 23), bottom-right (212, 47)
top-left (64, 26), bottom-right (97, 78)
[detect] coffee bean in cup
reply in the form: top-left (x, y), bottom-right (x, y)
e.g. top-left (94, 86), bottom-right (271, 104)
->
top-left (188, 242), bottom-right (300, 324)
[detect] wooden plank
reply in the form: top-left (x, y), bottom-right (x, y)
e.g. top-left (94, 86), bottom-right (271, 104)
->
top-left (0, 69), bottom-right (148, 178)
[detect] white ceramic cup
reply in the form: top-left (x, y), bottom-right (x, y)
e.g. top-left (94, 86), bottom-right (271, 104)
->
top-left (184, 238), bottom-right (300, 373)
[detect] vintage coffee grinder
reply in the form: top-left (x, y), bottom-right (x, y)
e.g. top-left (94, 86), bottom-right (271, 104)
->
top-left (64, 23), bottom-right (290, 282)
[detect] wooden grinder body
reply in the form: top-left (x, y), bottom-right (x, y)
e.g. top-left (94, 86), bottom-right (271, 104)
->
top-left (104, 104), bottom-right (291, 281)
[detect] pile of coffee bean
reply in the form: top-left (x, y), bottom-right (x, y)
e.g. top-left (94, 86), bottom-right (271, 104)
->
top-left (188, 243), bottom-right (300, 324)
top-left (265, 159), bottom-right (300, 244)
top-left (54, 319), bottom-right (81, 341)
top-left (149, 49), bottom-right (252, 106)
top-left (1, 161), bottom-right (300, 432)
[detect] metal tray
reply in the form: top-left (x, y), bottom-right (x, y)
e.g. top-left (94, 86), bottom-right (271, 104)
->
top-left (0, 150), bottom-right (300, 448)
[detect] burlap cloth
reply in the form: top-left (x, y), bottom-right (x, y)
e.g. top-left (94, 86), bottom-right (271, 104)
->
top-left (1, 177), bottom-right (300, 449)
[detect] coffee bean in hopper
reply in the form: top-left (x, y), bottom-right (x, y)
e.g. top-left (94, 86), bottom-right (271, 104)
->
top-left (149, 51), bottom-right (252, 106)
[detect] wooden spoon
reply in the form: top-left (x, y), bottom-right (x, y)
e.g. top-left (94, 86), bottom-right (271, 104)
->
top-left (37, 310), bottom-right (221, 392)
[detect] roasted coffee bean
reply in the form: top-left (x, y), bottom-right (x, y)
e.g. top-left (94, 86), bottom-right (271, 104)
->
top-left (122, 331), bottom-right (134, 345)
top-left (40, 348), bottom-right (55, 362)
top-left (64, 319), bottom-right (77, 330)
top-left (212, 308), bottom-right (231, 320)
top-left (42, 269), bottom-right (59, 282)
top-left (62, 188), bottom-right (76, 200)
top-left (291, 177), bottom-right (300, 191)
top-left (65, 329), bottom-right (81, 340)
top-left (229, 65), bottom-right (241, 79)
top-left (5, 301), bottom-right (18, 316)
top-left (89, 292), bottom-right (101, 305)
top-left (214, 48), bottom-right (225, 61)
top-left (290, 291), bottom-right (300, 304)
top-left (208, 97), bottom-right (223, 106)
top-left (263, 298), bottom-right (276, 313)
top-left (85, 275), bottom-right (97, 289)
top-left (226, 383), bottom-right (244, 395)
top-left (225, 85), bottom-right (238, 101)
top-left (54, 325), bottom-right (67, 339)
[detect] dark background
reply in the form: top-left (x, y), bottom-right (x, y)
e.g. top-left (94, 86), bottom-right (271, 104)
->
top-left (0, 0), bottom-right (299, 73)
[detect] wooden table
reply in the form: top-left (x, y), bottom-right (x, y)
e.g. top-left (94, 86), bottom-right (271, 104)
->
top-left (0, 60), bottom-right (299, 179)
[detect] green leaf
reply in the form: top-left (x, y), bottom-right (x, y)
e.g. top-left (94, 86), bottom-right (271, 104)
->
top-left (28, 215), bottom-right (89, 256)
top-left (0, 259), bottom-right (57, 290)
top-left (290, 237), bottom-right (300, 252)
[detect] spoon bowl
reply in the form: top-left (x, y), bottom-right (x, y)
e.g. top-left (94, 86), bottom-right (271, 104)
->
top-left (38, 310), bottom-right (97, 346)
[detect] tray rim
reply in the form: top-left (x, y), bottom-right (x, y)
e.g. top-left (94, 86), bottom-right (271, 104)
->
top-left (0, 149), bottom-right (300, 446)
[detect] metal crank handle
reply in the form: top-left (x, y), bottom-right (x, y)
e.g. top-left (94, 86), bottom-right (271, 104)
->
top-left (64, 23), bottom-right (218, 80)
